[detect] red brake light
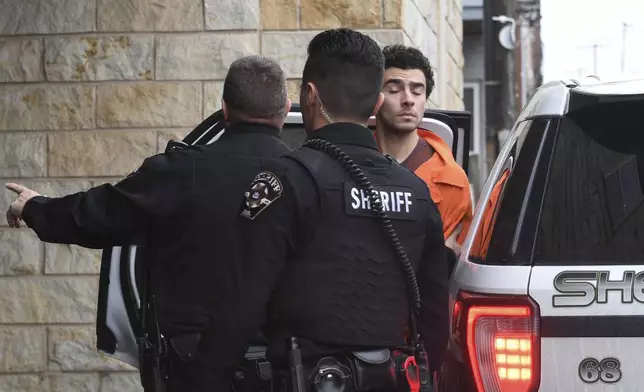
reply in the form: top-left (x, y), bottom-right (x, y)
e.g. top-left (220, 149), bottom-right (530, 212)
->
top-left (453, 292), bottom-right (541, 392)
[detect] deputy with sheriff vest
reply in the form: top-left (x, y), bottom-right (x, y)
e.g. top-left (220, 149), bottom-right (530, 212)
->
top-left (5, 56), bottom-right (294, 392)
top-left (231, 28), bottom-right (450, 391)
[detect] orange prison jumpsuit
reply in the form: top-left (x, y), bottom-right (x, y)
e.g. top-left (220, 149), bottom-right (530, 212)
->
top-left (408, 129), bottom-right (473, 249)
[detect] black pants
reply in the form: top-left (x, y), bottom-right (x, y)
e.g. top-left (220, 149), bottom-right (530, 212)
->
top-left (162, 331), bottom-right (232, 392)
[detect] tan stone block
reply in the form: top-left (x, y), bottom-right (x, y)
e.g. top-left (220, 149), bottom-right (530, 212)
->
top-left (447, 57), bottom-right (463, 96)
top-left (0, 277), bottom-right (97, 323)
top-left (48, 327), bottom-right (136, 371)
top-left (384, 0), bottom-right (402, 28)
top-left (45, 244), bottom-right (101, 275)
top-left (0, 327), bottom-right (46, 372)
top-left (0, 230), bottom-right (43, 275)
top-left (446, 25), bottom-right (464, 67)
top-left (261, 0), bottom-right (298, 30)
top-left (431, 68), bottom-right (443, 106)
top-left (0, 38), bottom-right (44, 82)
top-left (0, 0), bottom-right (94, 35)
top-left (99, 373), bottom-right (143, 392)
top-left (0, 133), bottom-right (46, 178)
top-left (157, 129), bottom-right (192, 153)
top-left (413, 0), bottom-right (432, 21)
top-left (48, 131), bottom-right (157, 177)
top-left (203, 81), bottom-right (225, 116)
top-left (427, 30), bottom-right (440, 70)
top-left (403, 32), bottom-right (413, 47)
top-left (402, 0), bottom-right (426, 46)
top-left (96, 83), bottom-right (201, 128)
top-left (97, 0), bottom-right (203, 31)
top-left (205, 0), bottom-right (259, 30)
top-left (261, 32), bottom-right (319, 78)
top-left (50, 374), bottom-right (99, 392)
top-left (0, 375), bottom-right (50, 392)
top-left (300, 0), bottom-right (381, 29)
top-left (45, 36), bottom-right (154, 81)
top-left (449, 5), bottom-right (463, 43)
top-left (404, 6), bottom-right (439, 69)
top-left (448, 86), bottom-right (463, 110)
top-left (439, 0), bottom-right (449, 20)
top-left (0, 180), bottom-right (94, 223)
top-left (0, 85), bottom-right (94, 131)
top-left (426, 0), bottom-right (440, 35)
top-left (286, 80), bottom-right (301, 103)
top-left (358, 30), bottom-right (406, 48)
top-left (156, 34), bottom-right (259, 80)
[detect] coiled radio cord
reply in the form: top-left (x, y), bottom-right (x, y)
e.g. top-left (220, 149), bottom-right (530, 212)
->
top-left (303, 138), bottom-right (422, 340)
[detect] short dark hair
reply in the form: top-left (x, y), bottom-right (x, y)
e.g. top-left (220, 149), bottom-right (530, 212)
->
top-left (383, 45), bottom-right (435, 98)
top-left (302, 28), bottom-right (384, 122)
top-left (223, 55), bottom-right (287, 120)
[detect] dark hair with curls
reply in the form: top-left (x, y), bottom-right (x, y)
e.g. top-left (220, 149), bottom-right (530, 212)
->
top-left (301, 28), bottom-right (385, 122)
top-left (382, 44), bottom-right (435, 98)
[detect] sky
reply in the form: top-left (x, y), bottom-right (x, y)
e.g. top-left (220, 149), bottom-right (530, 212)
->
top-left (540, 0), bottom-right (644, 82)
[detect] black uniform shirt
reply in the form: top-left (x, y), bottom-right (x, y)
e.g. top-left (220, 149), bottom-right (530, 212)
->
top-left (21, 122), bottom-right (293, 337)
top-left (226, 122), bottom-right (450, 377)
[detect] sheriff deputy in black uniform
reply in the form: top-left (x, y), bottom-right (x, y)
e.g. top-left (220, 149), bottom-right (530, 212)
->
top-left (5, 55), bottom-right (294, 392)
top-left (228, 29), bottom-right (451, 391)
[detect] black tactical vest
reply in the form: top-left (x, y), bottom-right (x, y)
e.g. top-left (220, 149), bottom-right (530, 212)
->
top-left (267, 145), bottom-right (432, 349)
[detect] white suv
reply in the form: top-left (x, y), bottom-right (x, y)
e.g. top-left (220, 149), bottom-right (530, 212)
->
top-left (439, 77), bottom-right (644, 392)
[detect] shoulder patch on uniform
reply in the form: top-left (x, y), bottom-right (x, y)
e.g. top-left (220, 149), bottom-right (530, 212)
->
top-left (240, 171), bottom-right (284, 220)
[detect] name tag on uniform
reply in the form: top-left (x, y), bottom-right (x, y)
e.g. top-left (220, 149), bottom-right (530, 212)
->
top-left (343, 182), bottom-right (417, 220)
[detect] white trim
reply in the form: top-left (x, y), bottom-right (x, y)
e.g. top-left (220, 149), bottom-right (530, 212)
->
top-left (284, 112), bottom-right (456, 152)
top-left (463, 82), bottom-right (482, 156)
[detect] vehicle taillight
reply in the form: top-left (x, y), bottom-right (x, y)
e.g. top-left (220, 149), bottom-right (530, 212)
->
top-left (452, 291), bottom-right (540, 392)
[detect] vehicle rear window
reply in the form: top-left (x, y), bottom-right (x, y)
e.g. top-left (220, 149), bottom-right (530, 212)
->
top-left (533, 105), bottom-right (644, 265)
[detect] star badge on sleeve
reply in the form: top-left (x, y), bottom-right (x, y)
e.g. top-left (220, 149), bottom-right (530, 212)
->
top-left (240, 171), bottom-right (284, 220)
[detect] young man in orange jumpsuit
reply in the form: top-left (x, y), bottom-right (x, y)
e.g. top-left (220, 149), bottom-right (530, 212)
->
top-left (375, 44), bottom-right (473, 255)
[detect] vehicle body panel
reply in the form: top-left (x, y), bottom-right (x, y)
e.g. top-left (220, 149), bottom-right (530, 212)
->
top-left (444, 77), bottom-right (644, 392)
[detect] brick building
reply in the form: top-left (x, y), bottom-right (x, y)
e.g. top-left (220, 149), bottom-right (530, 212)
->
top-left (0, 0), bottom-right (464, 390)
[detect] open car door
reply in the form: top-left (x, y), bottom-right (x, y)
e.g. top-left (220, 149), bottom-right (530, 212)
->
top-left (95, 110), bottom-right (230, 368)
top-left (96, 105), bottom-right (472, 368)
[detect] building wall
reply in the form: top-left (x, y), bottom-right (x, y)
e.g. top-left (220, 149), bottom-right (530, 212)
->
top-left (463, 34), bottom-right (484, 81)
top-left (0, 0), bottom-right (463, 390)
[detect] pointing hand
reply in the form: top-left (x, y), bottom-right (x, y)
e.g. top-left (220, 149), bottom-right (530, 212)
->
top-left (5, 183), bottom-right (41, 228)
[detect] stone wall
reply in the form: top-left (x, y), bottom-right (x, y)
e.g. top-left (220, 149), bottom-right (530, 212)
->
top-left (0, 0), bottom-right (463, 390)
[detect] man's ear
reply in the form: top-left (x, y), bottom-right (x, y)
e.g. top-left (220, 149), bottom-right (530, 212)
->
top-left (306, 82), bottom-right (318, 106)
top-left (372, 92), bottom-right (385, 115)
top-left (285, 98), bottom-right (292, 114)
top-left (222, 99), bottom-right (229, 121)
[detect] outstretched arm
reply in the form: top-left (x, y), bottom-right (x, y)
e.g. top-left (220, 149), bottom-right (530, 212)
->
top-left (5, 151), bottom-right (194, 248)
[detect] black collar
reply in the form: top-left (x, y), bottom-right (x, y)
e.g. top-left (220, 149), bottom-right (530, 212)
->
top-left (306, 123), bottom-right (379, 151)
top-left (221, 122), bottom-right (281, 139)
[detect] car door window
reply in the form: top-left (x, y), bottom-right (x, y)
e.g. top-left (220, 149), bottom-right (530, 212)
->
top-left (467, 118), bottom-right (554, 264)
top-left (534, 114), bottom-right (644, 265)
top-left (469, 165), bottom-right (512, 260)
top-left (281, 124), bottom-right (307, 149)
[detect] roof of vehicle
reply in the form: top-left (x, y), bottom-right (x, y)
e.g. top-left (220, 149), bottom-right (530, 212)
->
top-left (516, 76), bottom-right (644, 122)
